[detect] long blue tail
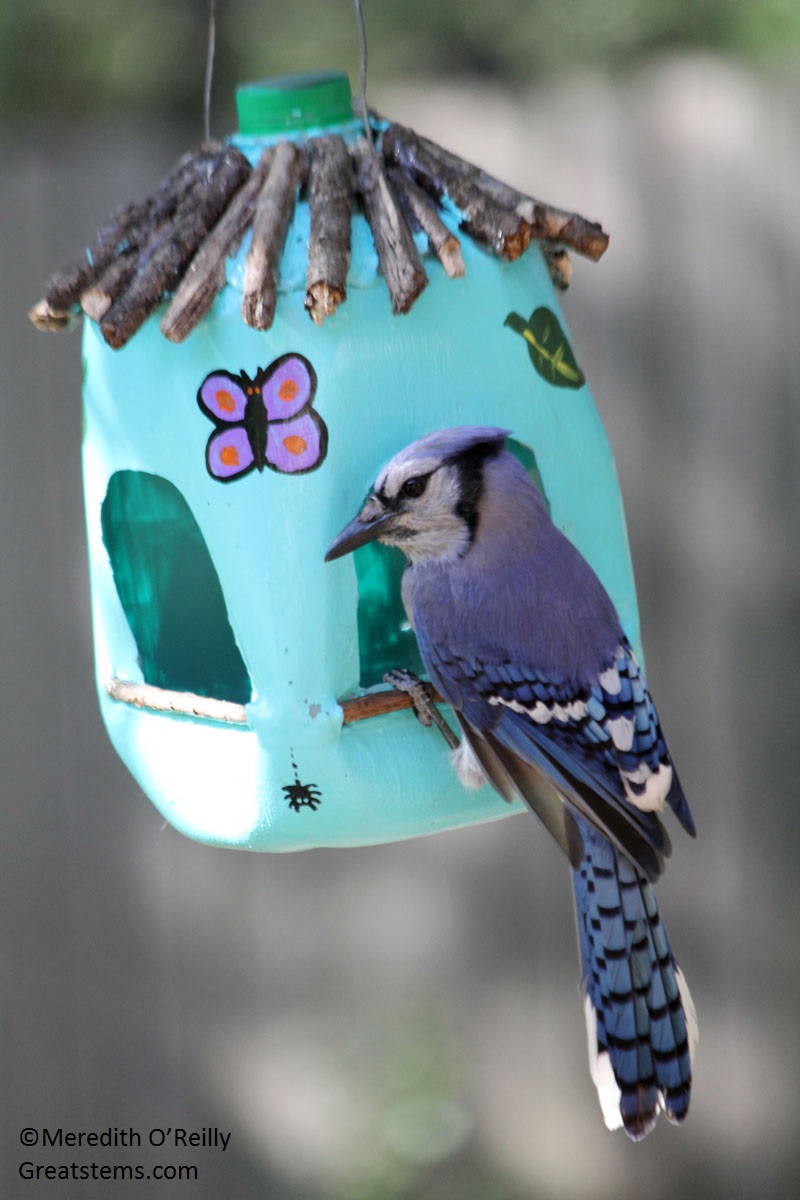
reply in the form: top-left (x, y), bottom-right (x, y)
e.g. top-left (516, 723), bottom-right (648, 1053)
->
top-left (572, 820), bottom-right (696, 1139)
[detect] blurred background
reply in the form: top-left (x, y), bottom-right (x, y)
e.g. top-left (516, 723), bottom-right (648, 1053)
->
top-left (2, 1), bottom-right (799, 1196)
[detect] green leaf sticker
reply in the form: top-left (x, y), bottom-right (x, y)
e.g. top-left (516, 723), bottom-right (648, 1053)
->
top-left (505, 307), bottom-right (586, 389)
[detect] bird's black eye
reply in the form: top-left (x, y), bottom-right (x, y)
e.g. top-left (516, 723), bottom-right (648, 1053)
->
top-left (401, 475), bottom-right (428, 499)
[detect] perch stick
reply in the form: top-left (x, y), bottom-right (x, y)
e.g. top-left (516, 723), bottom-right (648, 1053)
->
top-left (106, 677), bottom-right (445, 726)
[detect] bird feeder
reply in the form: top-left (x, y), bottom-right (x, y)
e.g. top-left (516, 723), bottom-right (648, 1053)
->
top-left (31, 71), bottom-right (640, 852)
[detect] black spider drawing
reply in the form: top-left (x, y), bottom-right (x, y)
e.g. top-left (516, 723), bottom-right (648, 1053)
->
top-left (282, 757), bottom-right (323, 812)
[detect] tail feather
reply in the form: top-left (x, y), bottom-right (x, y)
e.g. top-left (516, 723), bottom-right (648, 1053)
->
top-left (573, 819), bottom-right (696, 1139)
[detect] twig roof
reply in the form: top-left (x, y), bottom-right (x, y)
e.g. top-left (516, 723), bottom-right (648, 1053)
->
top-left (30, 117), bottom-right (608, 350)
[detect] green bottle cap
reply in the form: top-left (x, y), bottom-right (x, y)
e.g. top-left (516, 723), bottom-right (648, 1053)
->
top-left (236, 72), bottom-right (354, 136)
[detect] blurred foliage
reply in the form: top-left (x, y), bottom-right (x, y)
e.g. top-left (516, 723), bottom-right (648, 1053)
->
top-left (2, 0), bottom-right (800, 125)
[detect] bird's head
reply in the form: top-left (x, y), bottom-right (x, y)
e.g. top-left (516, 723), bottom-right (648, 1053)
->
top-left (325, 426), bottom-right (510, 565)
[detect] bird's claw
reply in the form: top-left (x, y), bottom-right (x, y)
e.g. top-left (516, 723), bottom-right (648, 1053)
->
top-left (383, 668), bottom-right (435, 725)
top-left (383, 668), bottom-right (460, 749)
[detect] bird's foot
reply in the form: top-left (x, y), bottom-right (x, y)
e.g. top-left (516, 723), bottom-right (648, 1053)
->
top-left (383, 668), bottom-right (435, 725)
top-left (383, 668), bottom-right (460, 749)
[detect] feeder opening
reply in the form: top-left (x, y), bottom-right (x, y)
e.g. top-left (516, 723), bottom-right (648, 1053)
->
top-left (101, 471), bottom-right (252, 705)
top-left (354, 544), bottom-right (425, 688)
top-left (353, 439), bottom-right (547, 690)
top-left (508, 439), bottom-right (549, 511)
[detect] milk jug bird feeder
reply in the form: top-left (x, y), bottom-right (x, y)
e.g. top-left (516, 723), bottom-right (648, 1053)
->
top-left (30, 67), bottom-right (634, 852)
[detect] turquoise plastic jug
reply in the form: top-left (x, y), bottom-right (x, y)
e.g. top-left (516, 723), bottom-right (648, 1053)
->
top-left (82, 72), bottom-right (640, 850)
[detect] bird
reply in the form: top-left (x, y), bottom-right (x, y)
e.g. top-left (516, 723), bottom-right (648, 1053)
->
top-left (325, 425), bottom-right (697, 1140)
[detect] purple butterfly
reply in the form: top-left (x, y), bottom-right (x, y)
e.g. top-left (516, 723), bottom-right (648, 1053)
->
top-left (197, 353), bottom-right (328, 481)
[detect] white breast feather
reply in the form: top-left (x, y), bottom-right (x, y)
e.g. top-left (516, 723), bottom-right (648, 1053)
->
top-left (451, 736), bottom-right (488, 790)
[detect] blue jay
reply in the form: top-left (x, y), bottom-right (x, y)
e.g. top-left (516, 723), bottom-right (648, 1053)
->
top-left (326, 426), bottom-right (697, 1139)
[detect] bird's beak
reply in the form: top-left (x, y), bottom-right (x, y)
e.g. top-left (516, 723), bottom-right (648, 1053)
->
top-left (324, 501), bottom-right (396, 561)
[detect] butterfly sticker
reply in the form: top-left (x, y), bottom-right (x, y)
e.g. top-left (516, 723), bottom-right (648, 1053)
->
top-left (197, 353), bottom-right (328, 482)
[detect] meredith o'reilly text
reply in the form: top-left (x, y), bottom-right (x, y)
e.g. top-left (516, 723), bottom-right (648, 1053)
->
top-left (21, 1126), bottom-right (232, 1151)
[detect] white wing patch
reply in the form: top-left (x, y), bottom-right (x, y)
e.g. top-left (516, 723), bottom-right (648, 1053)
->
top-left (487, 695), bottom-right (587, 724)
top-left (598, 664), bottom-right (621, 695)
top-left (621, 760), bottom-right (672, 812)
top-left (485, 661), bottom-right (673, 816)
top-left (607, 715), bottom-right (634, 752)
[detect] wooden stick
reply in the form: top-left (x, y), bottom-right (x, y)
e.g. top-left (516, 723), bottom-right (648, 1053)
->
top-left (161, 147), bottom-right (275, 342)
top-left (304, 135), bottom-right (353, 325)
top-left (27, 298), bottom-right (80, 333)
top-left (411, 129), bottom-right (609, 261)
top-left (381, 668), bottom-right (458, 746)
top-left (43, 145), bottom-right (228, 312)
top-left (107, 678), bottom-right (248, 724)
top-left (106, 677), bottom-right (446, 726)
top-left (541, 242), bottom-right (572, 291)
top-left (44, 199), bottom-right (151, 312)
top-left (519, 195), bottom-right (608, 260)
top-left (148, 144), bottom-right (229, 214)
top-left (86, 150), bottom-right (221, 338)
top-left (81, 145), bottom-right (227, 321)
top-left (242, 141), bottom-right (307, 331)
top-left (100, 144), bottom-right (252, 349)
top-left (382, 122), bottom-right (531, 261)
top-left (80, 250), bottom-right (138, 321)
top-left (351, 138), bottom-right (428, 315)
top-left (340, 688), bottom-right (444, 723)
top-left (386, 165), bottom-right (465, 278)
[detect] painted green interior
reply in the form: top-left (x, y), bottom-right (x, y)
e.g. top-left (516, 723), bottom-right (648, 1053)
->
top-left (101, 471), bottom-right (252, 704)
top-left (354, 439), bottom-right (547, 688)
top-left (354, 543), bottom-right (425, 688)
top-left (508, 438), bottom-right (549, 510)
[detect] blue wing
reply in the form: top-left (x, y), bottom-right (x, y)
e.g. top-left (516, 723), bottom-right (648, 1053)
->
top-left (419, 631), bottom-right (694, 882)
